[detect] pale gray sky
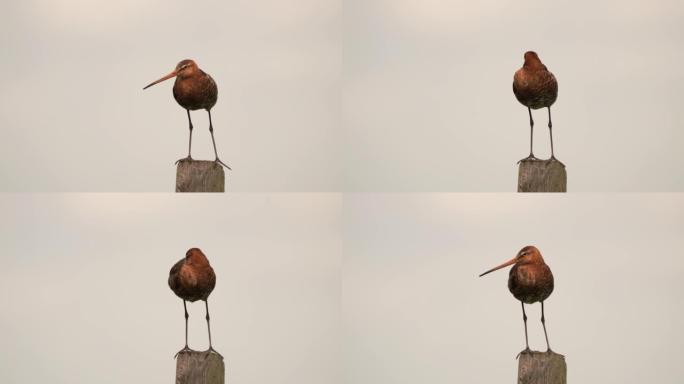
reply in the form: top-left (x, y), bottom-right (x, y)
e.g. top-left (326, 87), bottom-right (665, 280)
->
top-left (343, 194), bottom-right (684, 383)
top-left (1, 0), bottom-right (341, 191)
top-left (2, 194), bottom-right (683, 383)
top-left (3, 1), bottom-right (684, 191)
top-left (0, 194), bottom-right (341, 384)
top-left (343, 0), bottom-right (684, 191)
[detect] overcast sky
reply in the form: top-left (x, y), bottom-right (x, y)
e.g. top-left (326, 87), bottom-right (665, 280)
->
top-left (343, 194), bottom-right (684, 383)
top-left (343, 0), bottom-right (684, 191)
top-left (1, 0), bottom-right (341, 192)
top-left (2, 1), bottom-right (683, 191)
top-left (0, 194), bottom-right (341, 384)
top-left (2, 194), bottom-right (683, 383)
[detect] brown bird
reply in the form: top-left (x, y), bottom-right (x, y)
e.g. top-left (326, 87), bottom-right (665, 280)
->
top-left (513, 51), bottom-right (561, 164)
top-left (479, 245), bottom-right (555, 355)
top-left (144, 59), bottom-right (231, 169)
top-left (168, 248), bottom-right (221, 357)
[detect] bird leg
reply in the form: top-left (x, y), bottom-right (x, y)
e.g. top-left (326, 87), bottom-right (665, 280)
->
top-left (518, 107), bottom-right (538, 163)
top-left (207, 110), bottom-right (231, 170)
top-left (174, 300), bottom-right (192, 358)
top-left (516, 301), bottom-right (531, 359)
top-left (541, 301), bottom-right (552, 353)
top-left (175, 110), bottom-right (194, 165)
top-left (547, 108), bottom-right (564, 166)
top-left (205, 300), bottom-right (223, 358)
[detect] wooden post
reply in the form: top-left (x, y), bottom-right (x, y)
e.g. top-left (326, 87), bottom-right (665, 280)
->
top-left (176, 350), bottom-right (225, 384)
top-left (176, 160), bottom-right (225, 193)
top-left (517, 159), bottom-right (567, 192)
top-left (518, 351), bottom-right (566, 384)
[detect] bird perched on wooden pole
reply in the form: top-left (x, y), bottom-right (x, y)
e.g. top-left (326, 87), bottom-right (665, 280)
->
top-left (479, 246), bottom-right (555, 356)
top-left (513, 52), bottom-right (561, 165)
top-left (144, 59), bottom-right (231, 170)
top-left (168, 248), bottom-right (221, 358)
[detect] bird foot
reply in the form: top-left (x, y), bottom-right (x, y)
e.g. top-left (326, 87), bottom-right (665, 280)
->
top-left (517, 155), bottom-right (538, 164)
top-left (175, 156), bottom-right (193, 165)
top-left (174, 345), bottom-right (192, 359)
top-left (516, 348), bottom-right (532, 359)
top-left (214, 158), bottom-right (232, 170)
top-left (207, 346), bottom-right (224, 359)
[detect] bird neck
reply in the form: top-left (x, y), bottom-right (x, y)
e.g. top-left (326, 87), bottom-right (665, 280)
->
top-left (523, 61), bottom-right (546, 71)
top-left (187, 252), bottom-right (210, 266)
top-left (177, 69), bottom-right (201, 80)
top-left (516, 258), bottom-right (545, 268)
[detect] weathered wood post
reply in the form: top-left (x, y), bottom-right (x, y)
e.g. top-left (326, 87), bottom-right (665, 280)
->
top-left (176, 350), bottom-right (225, 384)
top-left (518, 351), bottom-right (566, 384)
top-left (176, 160), bottom-right (225, 192)
top-left (517, 159), bottom-right (567, 192)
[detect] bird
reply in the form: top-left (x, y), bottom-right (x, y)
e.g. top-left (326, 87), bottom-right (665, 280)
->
top-left (513, 51), bottom-right (561, 165)
top-left (144, 59), bottom-right (231, 169)
top-left (479, 245), bottom-right (555, 356)
top-left (168, 247), bottom-right (221, 358)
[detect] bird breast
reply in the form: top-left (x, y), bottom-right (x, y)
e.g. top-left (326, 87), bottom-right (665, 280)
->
top-left (172, 73), bottom-right (218, 111)
top-left (508, 263), bottom-right (554, 304)
top-left (179, 265), bottom-right (199, 287)
top-left (168, 261), bottom-right (216, 302)
top-left (512, 68), bottom-right (558, 109)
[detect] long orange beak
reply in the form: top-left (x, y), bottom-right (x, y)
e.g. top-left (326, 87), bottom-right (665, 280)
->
top-left (143, 70), bottom-right (177, 90)
top-left (479, 257), bottom-right (517, 277)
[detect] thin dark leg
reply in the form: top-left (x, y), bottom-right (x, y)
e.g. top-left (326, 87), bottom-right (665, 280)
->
top-left (547, 107), bottom-right (554, 159)
top-left (529, 107), bottom-right (535, 157)
top-left (205, 300), bottom-right (223, 357)
top-left (547, 108), bottom-right (564, 165)
top-left (518, 107), bottom-right (537, 163)
top-left (208, 110), bottom-right (231, 170)
top-left (516, 301), bottom-right (531, 359)
top-left (187, 109), bottom-right (194, 158)
top-left (184, 300), bottom-right (189, 347)
top-left (174, 300), bottom-right (192, 358)
top-left (522, 301), bottom-right (530, 350)
top-left (541, 301), bottom-right (551, 352)
top-left (175, 110), bottom-right (194, 164)
top-left (205, 300), bottom-right (213, 348)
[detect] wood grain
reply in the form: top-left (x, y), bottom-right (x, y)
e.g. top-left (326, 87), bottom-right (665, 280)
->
top-left (175, 160), bottom-right (225, 193)
top-left (176, 350), bottom-right (225, 384)
top-left (517, 159), bottom-right (567, 192)
top-left (518, 351), bottom-right (566, 384)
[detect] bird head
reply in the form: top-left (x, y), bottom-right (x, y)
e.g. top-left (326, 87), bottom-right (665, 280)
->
top-left (143, 59), bottom-right (199, 90)
top-left (522, 51), bottom-right (545, 69)
top-left (174, 59), bottom-right (199, 78)
top-left (479, 245), bottom-right (544, 277)
top-left (185, 247), bottom-right (209, 265)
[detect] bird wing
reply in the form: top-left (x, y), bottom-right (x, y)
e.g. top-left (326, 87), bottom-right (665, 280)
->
top-left (543, 71), bottom-right (558, 93)
top-left (203, 74), bottom-right (218, 107)
top-left (206, 265), bottom-right (216, 296)
top-left (168, 259), bottom-right (184, 291)
top-left (542, 264), bottom-right (554, 297)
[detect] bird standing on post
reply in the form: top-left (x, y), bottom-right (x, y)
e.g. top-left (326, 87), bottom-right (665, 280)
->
top-left (479, 245), bottom-right (555, 356)
top-left (168, 248), bottom-right (221, 358)
top-left (144, 59), bottom-right (231, 169)
top-left (513, 51), bottom-right (561, 165)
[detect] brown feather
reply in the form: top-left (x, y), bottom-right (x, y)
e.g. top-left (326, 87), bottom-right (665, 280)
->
top-left (168, 248), bottom-right (216, 302)
top-left (512, 51), bottom-right (558, 110)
